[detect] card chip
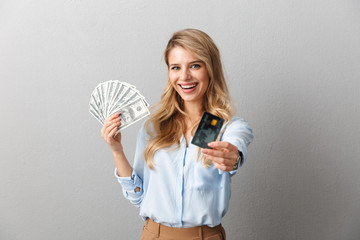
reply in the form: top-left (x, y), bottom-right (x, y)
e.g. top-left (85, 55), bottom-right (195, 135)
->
top-left (191, 112), bottom-right (225, 149)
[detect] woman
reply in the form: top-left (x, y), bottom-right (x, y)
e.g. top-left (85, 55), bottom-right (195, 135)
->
top-left (101, 29), bottom-right (253, 240)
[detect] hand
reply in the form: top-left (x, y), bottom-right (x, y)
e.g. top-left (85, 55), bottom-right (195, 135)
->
top-left (101, 113), bottom-right (123, 154)
top-left (202, 141), bottom-right (240, 172)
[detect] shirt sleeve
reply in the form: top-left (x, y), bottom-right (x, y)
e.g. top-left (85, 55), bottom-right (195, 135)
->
top-left (114, 126), bottom-right (147, 208)
top-left (219, 117), bottom-right (254, 175)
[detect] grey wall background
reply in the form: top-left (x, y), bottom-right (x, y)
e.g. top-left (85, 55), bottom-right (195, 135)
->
top-left (1, 0), bottom-right (359, 239)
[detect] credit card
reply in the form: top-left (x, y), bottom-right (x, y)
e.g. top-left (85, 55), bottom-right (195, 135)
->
top-left (191, 112), bottom-right (225, 148)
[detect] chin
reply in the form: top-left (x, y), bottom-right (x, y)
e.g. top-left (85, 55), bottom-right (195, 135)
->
top-left (174, 87), bottom-right (205, 104)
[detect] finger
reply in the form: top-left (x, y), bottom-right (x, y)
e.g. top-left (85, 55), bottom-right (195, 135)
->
top-left (113, 129), bottom-right (121, 141)
top-left (212, 161), bottom-right (233, 172)
top-left (102, 116), bottom-right (120, 136)
top-left (202, 148), bottom-right (239, 167)
top-left (104, 115), bottom-right (121, 127)
top-left (103, 122), bottom-right (121, 140)
top-left (107, 124), bottom-right (119, 141)
top-left (101, 124), bottom-right (108, 138)
top-left (107, 122), bottom-right (121, 134)
top-left (112, 122), bottom-right (122, 140)
top-left (101, 126), bottom-right (105, 137)
top-left (202, 151), bottom-right (234, 165)
top-left (109, 112), bottom-right (121, 121)
top-left (202, 148), bottom-right (239, 163)
top-left (202, 148), bottom-right (234, 159)
top-left (208, 141), bottom-right (237, 151)
top-left (212, 156), bottom-right (233, 166)
top-left (105, 124), bottom-right (121, 142)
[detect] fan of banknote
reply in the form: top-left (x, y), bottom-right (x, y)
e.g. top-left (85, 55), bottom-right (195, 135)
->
top-left (89, 80), bottom-right (150, 133)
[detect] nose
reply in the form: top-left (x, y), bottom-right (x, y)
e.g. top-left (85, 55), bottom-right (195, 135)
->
top-left (180, 68), bottom-right (191, 81)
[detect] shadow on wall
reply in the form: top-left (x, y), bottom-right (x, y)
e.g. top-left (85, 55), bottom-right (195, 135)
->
top-left (248, 86), bottom-right (360, 239)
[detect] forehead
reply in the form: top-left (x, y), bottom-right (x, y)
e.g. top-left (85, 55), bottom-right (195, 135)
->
top-left (168, 47), bottom-right (199, 64)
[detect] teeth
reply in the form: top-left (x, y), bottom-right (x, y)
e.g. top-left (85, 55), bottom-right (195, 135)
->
top-left (181, 84), bottom-right (197, 89)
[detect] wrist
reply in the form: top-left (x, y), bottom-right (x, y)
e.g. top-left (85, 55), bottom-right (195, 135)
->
top-left (112, 149), bottom-right (124, 159)
top-left (233, 151), bottom-right (243, 170)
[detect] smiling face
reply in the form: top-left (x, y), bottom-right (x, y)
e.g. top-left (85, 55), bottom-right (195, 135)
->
top-left (168, 47), bottom-right (209, 107)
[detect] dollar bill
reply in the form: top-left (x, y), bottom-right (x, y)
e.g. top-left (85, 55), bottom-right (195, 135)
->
top-left (116, 97), bottom-right (150, 133)
top-left (89, 80), bottom-right (150, 132)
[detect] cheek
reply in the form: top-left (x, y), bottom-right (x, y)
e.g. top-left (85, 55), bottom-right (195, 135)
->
top-left (200, 72), bottom-right (210, 88)
top-left (168, 73), bottom-right (177, 85)
top-left (169, 79), bottom-right (177, 89)
top-left (168, 76), bottom-right (179, 93)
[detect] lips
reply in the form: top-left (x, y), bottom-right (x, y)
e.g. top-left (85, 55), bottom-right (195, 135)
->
top-left (179, 83), bottom-right (198, 90)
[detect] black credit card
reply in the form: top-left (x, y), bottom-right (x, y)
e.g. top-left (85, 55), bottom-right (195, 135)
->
top-left (191, 112), bottom-right (225, 149)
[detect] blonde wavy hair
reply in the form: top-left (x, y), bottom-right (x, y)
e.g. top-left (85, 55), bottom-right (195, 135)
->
top-left (144, 28), bottom-right (233, 169)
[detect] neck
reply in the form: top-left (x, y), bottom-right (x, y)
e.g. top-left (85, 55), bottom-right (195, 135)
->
top-left (183, 101), bottom-right (203, 123)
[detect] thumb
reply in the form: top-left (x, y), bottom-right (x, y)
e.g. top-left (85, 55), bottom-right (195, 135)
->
top-left (113, 130), bottom-right (121, 141)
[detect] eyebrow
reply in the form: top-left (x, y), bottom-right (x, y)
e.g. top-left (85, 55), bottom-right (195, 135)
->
top-left (169, 60), bottom-right (204, 67)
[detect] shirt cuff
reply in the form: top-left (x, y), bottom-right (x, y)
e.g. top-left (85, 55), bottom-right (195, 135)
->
top-left (114, 168), bottom-right (143, 195)
top-left (218, 168), bottom-right (238, 176)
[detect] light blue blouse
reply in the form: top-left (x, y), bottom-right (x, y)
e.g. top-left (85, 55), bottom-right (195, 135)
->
top-left (115, 117), bottom-right (253, 228)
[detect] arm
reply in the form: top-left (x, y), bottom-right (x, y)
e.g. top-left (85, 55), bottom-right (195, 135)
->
top-left (101, 113), bottom-right (145, 207)
top-left (201, 117), bottom-right (253, 173)
top-left (101, 113), bottom-right (132, 177)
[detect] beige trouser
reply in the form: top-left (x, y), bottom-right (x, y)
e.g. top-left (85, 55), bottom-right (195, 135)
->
top-left (140, 219), bottom-right (226, 240)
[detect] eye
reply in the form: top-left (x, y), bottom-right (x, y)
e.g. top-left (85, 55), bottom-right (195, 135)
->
top-left (191, 64), bottom-right (201, 69)
top-left (171, 66), bottom-right (180, 70)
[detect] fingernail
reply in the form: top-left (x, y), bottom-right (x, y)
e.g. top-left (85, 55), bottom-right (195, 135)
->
top-left (208, 142), bottom-right (214, 147)
top-left (202, 149), bottom-right (208, 154)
